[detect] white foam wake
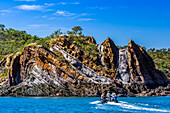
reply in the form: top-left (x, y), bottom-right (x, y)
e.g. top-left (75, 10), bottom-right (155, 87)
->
top-left (90, 101), bottom-right (101, 104)
top-left (107, 101), bottom-right (170, 112)
top-left (137, 103), bottom-right (149, 106)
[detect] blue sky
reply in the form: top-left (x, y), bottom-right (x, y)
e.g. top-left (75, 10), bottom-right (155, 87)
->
top-left (0, 0), bottom-right (170, 49)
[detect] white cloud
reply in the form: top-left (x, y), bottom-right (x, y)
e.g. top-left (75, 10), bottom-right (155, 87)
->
top-left (0, 10), bottom-right (11, 13)
top-left (78, 18), bottom-right (96, 21)
top-left (54, 10), bottom-right (75, 16)
top-left (71, 2), bottom-right (80, 5)
top-left (58, 2), bottom-right (67, 5)
top-left (16, 5), bottom-right (44, 10)
top-left (15, 0), bottom-right (36, 1)
top-left (57, 2), bottom-right (80, 5)
top-left (44, 3), bottom-right (55, 6)
top-left (0, 10), bottom-right (16, 16)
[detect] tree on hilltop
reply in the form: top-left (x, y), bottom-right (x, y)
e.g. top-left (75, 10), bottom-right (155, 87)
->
top-left (72, 26), bottom-right (83, 35)
top-left (0, 24), bottom-right (5, 31)
top-left (54, 29), bottom-right (62, 36)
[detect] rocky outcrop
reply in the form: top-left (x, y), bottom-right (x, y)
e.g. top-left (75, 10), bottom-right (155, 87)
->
top-left (54, 36), bottom-right (115, 78)
top-left (0, 58), bottom-right (7, 75)
top-left (0, 36), bottom-right (169, 97)
top-left (128, 39), bottom-right (169, 85)
top-left (87, 36), bottom-right (96, 44)
top-left (101, 37), bottom-right (118, 76)
top-left (0, 42), bottom-right (113, 96)
top-left (9, 53), bottom-right (21, 86)
top-left (52, 45), bottom-right (111, 84)
top-left (0, 57), bottom-right (7, 67)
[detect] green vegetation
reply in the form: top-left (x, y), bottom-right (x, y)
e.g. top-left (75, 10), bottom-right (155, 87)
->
top-left (67, 26), bottom-right (83, 35)
top-left (0, 24), bottom-right (40, 55)
top-left (45, 29), bottom-right (62, 39)
top-left (72, 35), bottom-right (98, 61)
top-left (66, 26), bottom-right (98, 61)
top-left (0, 24), bottom-right (63, 55)
top-left (147, 48), bottom-right (170, 79)
top-left (0, 55), bottom-right (3, 60)
top-left (0, 69), bottom-right (8, 78)
top-left (0, 25), bottom-right (83, 56)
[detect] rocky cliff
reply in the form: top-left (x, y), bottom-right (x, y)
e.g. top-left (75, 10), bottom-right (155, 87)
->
top-left (0, 35), bottom-right (169, 97)
top-left (128, 40), bottom-right (169, 85)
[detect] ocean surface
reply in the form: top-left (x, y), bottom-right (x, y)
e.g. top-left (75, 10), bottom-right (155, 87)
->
top-left (0, 96), bottom-right (170, 113)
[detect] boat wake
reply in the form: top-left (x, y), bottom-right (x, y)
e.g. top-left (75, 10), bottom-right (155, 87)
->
top-left (90, 101), bottom-right (101, 104)
top-left (90, 101), bottom-right (170, 112)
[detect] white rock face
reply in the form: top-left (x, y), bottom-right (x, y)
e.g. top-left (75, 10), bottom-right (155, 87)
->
top-left (117, 49), bottom-right (131, 84)
top-left (97, 45), bottom-right (105, 67)
top-left (52, 45), bottom-right (111, 84)
top-left (21, 64), bottom-right (64, 88)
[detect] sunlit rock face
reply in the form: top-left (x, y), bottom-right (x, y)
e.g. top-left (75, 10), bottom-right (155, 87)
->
top-left (52, 45), bottom-right (111, 84)
top-left (101, 37), bottom-right (119, 79)
top-left (0, 35), bottom-right (169, 97)
top-left (101, 37), bottom-right (118, 70)
top-left (128, 39), bottom-right (169, 85)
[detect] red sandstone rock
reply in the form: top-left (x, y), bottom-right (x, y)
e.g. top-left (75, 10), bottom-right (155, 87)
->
top-left (101, 37), bottom-right (118, 77)
top-left (0, 36), bottom-right (169, 97)
top-left (128, 39), bottom-right (169, 85)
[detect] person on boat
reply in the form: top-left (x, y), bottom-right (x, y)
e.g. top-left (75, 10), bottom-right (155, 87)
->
top-left (111, 92), bottom-right (114, 100)
top-left (113, 94), bottom-right (117, 100)
top-left (100, 93), bottom-right (107, 103)
top-left (106, 91), bottom-right (111, 102)
top-left (111, 92), bottom-right (118, 102)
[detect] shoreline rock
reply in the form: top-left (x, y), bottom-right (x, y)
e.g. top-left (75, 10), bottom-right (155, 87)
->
top-left (0, 35), bottom-right (169, 97)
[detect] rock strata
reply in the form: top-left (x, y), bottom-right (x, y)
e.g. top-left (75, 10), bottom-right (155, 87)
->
top-left (128, 39), bottom-right (169, 85)
top-left (0, 35), bottom-right (169, 97)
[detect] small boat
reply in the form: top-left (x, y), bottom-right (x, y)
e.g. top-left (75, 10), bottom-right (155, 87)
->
top-left (100, 98), bottom-right (118, 104)
top-left (100, 92), bottom-right (118, 104)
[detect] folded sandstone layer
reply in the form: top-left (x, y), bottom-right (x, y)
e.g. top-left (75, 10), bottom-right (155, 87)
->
top-left (0, 35), bottom-right (169, 96)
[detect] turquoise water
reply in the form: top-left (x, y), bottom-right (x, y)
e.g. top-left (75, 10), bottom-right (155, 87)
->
top-left (0, 97), bottom-right (170, 113)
